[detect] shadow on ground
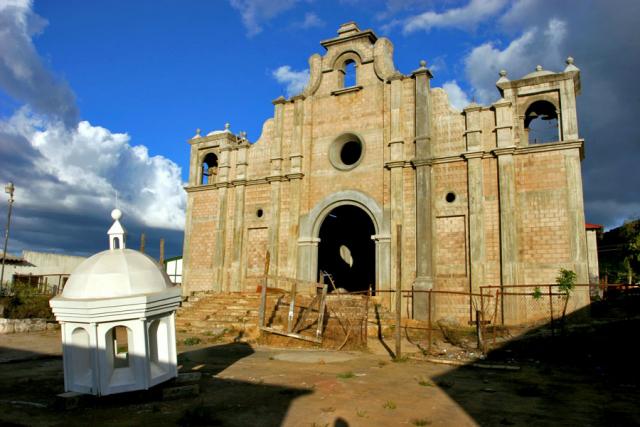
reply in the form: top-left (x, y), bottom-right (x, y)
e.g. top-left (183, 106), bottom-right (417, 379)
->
top-left (433, 292), bottom-right (640, 426)
top-left (0, 341), bottom-right (312, 427)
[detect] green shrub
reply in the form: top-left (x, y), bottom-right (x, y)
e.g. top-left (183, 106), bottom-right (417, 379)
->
top-left (183, 337), bottom-right (202, 346)
top-left (4, 282), bottom-right (52, 319)
top-left (556, 268), bottom-right (577, 295)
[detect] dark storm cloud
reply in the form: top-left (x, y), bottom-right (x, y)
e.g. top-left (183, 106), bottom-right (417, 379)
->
top-left (497, 0), bottom-right (640, 228)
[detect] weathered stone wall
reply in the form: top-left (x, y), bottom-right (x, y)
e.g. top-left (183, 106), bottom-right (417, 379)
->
top-left (181, 22), bottom-right (590, 326)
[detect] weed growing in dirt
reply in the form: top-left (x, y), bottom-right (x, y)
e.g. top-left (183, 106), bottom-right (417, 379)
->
top-left (356, 409), bottom-right (367, 417)
top-left (417, 378), bottom-right (434, 387)
top-left (337, 371), bottom-right (355, 379)
top-left (392, 355), bottom-right (409, 363)
top-left (183, 337), bottom-right (201, 346)
top-left (411, 418), bottom-right (431, 426)
top-left (383, 400), bottom-right (397, 410)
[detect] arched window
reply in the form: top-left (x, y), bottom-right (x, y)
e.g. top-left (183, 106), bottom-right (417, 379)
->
top-left (201, 153), bottom-right (218, 184)
top-left (524, 101), bottom-right (559, 144)
top-left (108, 325), bottom-right (132, 369)
top-left (342, 60), bottom-right (357, 88)
top-left (113, 237), bottom-right (120, 249)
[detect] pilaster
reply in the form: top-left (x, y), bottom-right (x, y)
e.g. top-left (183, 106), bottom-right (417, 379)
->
top-left (494, 147), bottom-right (519, 323)
top-left (412, 61), bottom-right (434, 319)
top-left (268, 97), bottom-right (286, 275)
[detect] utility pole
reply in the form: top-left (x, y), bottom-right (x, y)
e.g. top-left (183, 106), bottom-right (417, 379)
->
top-left (1, 182), bottom-right (15, 293)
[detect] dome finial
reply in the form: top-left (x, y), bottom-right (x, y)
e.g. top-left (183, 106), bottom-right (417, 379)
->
top-left (108, 208), bottom-right (126, 250)
top-left (564, 56), bottom-right (579, 72)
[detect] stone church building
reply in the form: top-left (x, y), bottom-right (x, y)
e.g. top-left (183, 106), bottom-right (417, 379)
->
top-left (181, 22), bottom-right (592, 324)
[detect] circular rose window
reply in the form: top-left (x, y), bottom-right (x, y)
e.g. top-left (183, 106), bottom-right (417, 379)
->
top-left (329, 133), bottom-right (364, 171)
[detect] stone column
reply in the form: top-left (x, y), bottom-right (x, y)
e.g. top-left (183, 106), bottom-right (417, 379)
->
top-left (297, 237), bottom-right (320, 282)
top-left (463, 104), bottom-right (485, 308)
top-left (411, 61), bottom-right (434, 320)
top-left (388, 75), bottom-right (405, 310)
top-left (230, 140), bottom-right (248, 291)
top-left (213, 142), bottom-right (231, 292)
top-left (495, 147), bottom-right (519, 323)
top-left (559, 78), bottom-right (579, 141)
top-left (492, 98), bottom-right (521, 323)
top-left (268, 97), bottom-right (286, 276)
top-left (373, 233), bottom-right (391, 304)
top-left (287, 95), bottom-right (305, 279)
top-left (564, 146), bottom-right (589, 306)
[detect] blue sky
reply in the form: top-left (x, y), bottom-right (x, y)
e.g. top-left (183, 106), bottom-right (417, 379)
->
top-left (1, 0), bottom-right (639, 259)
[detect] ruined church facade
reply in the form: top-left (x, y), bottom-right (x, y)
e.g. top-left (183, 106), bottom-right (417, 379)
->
top-left (181, 23), bottom-right (590, 324)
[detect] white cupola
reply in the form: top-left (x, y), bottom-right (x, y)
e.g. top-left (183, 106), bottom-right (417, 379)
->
top-left (50, 209), bottom-right (182, 396)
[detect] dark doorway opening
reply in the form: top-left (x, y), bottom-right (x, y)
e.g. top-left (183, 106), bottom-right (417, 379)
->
top-left (318, 205), bottom-right (375, 293)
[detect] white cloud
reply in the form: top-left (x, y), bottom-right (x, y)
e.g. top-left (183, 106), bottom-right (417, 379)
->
top-left (0, 109), bottom-right (186, 232)
top-left (401, 0), bottom-right (508, 34)
top-left (272, 65), bottom-right (309, 97)
top-left (229, 0), bottom-right (298, 36)
top-left (442, 80), bottom-right (471, 111)
top-left (296, 12), bottom-right (324, 29)
top-left (463, 18), bottom-right (567, 104)
top-left (0, 0), bottom-right (78, 126)
top-left (0, 0), bottom-right (186, 256)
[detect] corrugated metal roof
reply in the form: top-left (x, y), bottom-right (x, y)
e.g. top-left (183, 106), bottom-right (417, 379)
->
top-left (0, 252), bottom-right (26, 264)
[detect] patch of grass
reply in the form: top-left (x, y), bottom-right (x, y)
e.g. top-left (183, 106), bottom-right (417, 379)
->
top-left (383, 400), bottom-right (397, 410)
top-left (392, 355), bottom-right (409, 363)
top-left (411, 418), bottom-right (431, 426)
top-left (337, 371), bottom-right (355, 379)
top-left (183, 337), bottom-right (202, 346)
top-left (417, 378), bottom-right (434, 387)
top-left (356, 409), bottom-right (367, 418)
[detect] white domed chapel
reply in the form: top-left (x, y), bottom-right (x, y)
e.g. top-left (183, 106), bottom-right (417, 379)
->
top-left (50, 209), bottom-right (182, 396)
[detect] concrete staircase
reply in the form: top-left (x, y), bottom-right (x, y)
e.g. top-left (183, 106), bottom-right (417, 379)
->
top-left (176, 292), bottom-right (271, 338)
top-left (176, 291), bottom-right (397, 346)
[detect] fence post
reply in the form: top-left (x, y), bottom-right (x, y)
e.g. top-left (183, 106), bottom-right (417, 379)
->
top-left (493, 289), bottom-right (499, 346)
top-left (548, 284), bottom-right (554, 336)
top-left (427, 290), bottom-right (432, 355)
top-left (476, 309), bottom-right (483, 351)
top-left (395, 224), bottom-right (402, 359)
top-left (287, 280), bottom-right (297, 333)
top-left (258, 251), bottom-right (270, 328)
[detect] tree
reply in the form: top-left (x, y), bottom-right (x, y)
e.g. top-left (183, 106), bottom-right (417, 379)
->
top-left (620, 220), bottom-right (640, 284)
top-left (556, 268), bottom-right (577, 328)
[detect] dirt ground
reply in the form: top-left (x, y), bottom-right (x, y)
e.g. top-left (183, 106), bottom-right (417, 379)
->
top-left (1, 298), bottom-right (639, 427)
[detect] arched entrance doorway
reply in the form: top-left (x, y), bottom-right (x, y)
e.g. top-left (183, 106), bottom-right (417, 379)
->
top-left (317, 205), bottom-right (375, 292)
top-left (297, 190), bottom-right (390, 296)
